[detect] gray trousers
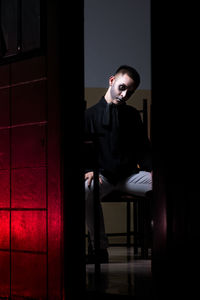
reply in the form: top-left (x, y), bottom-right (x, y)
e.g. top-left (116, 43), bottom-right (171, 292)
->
top-left (85, 171), bottom-right (152, 249)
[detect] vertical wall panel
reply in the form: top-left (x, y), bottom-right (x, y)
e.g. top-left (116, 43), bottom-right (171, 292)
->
top-left (0, 2), bottom-right (68, 297)
top-left (0, 65), bottom-right (9, 87)
top-left (11, 125), bottom-right (46, 169)
top-left (0, 59), bottom-right (63, 297)
top-left (0, 170), bottom-right (10, 207)
top-left (4, 53), bottom-right (50, 299)
top-left (11, 56), bottom-right (46, 84)
top-left (11, 211), bottom-right (46, 252)
top-left (0, 88), bottom-right (10, 127)
top-left (0, 252), bottom-right (10, 297)
top-left (0, 129), bottom-right (10, 170)
top-left (11, 80), bottom-right (47, 125)
top-left (0, 211), bottom-right (10, 249)
top-left (0, 52), bottom-right (10, 299)
top-left (11, 167), bottom-right (46, 208)
top-left (48, 145), bottom-right (62, 299)
top-left (12, 253), bottom-right (47, 299)
top-left (9, 54), bottom-right (49, 299)
top-left (46, 2), bottom-right (63, 297)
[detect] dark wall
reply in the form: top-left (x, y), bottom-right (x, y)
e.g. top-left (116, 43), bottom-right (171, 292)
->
top-left (84, 0), bottom-right (151, 89)
top-left (151, 2), bottom-right (200, 298)
top-left (0, 1), bottom-right (85, 299)
top-left (0, 53), bottom-right (62, 299)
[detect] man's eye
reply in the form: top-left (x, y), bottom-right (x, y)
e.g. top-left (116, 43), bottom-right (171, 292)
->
top-left (119, 85), bottom-right (126, 91)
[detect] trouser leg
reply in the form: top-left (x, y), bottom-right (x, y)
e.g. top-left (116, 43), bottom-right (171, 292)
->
top-left (85, 177), bottom-right (112, 249)
top-left (118, 171), bottom-right (152, 196)
top-left (117, 171), bottom-right (152, 256)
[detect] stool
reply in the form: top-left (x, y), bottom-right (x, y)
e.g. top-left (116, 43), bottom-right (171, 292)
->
top-left (101, 190), bottom-right (152, 258)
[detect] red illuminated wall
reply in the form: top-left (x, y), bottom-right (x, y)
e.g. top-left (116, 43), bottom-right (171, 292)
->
top-left (0, 56), bottom-right (62, 299)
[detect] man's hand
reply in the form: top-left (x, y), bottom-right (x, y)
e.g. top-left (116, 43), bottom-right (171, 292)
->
top-left (84, 171), bottom-right (103, 187)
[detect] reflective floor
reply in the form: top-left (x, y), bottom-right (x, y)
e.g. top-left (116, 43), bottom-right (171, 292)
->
top-left (86, 247), bottom-right (153, 299)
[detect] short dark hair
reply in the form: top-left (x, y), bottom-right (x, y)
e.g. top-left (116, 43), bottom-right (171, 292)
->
top-left (115, 65), bottom-right (140, 89)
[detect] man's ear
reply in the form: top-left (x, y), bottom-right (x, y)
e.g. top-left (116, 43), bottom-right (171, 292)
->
top-left (109, 75), bottom-right (115, 86)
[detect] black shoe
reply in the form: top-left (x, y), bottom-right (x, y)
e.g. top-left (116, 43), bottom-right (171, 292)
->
top-left (86, 249), bottom-right (109, 264)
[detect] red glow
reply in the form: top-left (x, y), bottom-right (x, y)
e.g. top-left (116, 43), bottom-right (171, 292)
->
top-left (0, 211), bottom-right (10, 249)
top-left (0, 252), bottom-right (10, 297)
top-left (12, 167), bottom-right (46, 208)
top-left (0, 170), bottom-right (10, 208)
top-left (0, 56), bottom-right (62, 298)
top-left (0, 129), bottom-right (10, 169)
top-left (11, 125), bottom-right (46, 169)
top-left (11, 211), bottom-right (46, 252)
top-left (12, 252), bottom-right (47, 298)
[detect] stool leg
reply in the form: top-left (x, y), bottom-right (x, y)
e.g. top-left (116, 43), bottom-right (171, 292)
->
top-left (127, 201), bottom-right (131, 247)
top-left (88, 232), bottom-right (93, 255)
top-left (139, 199), bottom-right (147, 258)
top-left (140, 198), bottom-right (145, 258)
top-left (144, 198), bottom-right (152, 258)
top-left (141, 198), bottom-right (152, 258)
top-left (133, 200), bottom-right (139, 255)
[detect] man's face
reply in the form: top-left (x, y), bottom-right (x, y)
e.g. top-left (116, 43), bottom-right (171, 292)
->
top-left (110, 73), bottom-right (136, 105)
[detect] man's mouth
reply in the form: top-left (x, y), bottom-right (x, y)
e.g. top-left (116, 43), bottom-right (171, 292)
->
top-left (116, 97), bottom-right (124, 102)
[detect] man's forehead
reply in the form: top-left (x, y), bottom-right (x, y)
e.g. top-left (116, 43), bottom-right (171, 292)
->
top-left (115, 74), bottom-right (135, 88)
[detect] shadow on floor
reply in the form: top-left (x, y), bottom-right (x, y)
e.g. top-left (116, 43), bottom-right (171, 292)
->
top-left (85, 247), bottom-right (153, 299)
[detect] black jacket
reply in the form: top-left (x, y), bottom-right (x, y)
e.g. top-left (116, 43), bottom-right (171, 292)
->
top-left (84, 96), bottom-right (152, 184)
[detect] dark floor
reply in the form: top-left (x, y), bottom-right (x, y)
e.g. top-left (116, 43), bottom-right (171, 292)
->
top-left (86, 247), bottom-right (153, 299)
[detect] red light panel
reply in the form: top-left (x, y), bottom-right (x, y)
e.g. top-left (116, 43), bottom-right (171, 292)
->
top-left (11, 167), bottom-right (46, 208)
top-left (11, 211), bottom-right (46, 252)
top-left (0, 170), bottom-right (10, 208)
top-left (11, 252), bottom-right (47, 298)
top-left (0, 211), bottom-right (10, 249)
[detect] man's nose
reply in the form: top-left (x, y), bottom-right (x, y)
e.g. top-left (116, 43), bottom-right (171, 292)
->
top-left (120, 90), bottom-right (127, 98)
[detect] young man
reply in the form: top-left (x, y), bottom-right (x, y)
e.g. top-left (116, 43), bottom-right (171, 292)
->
top-left (84, 65), bottom-right (152, 263)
